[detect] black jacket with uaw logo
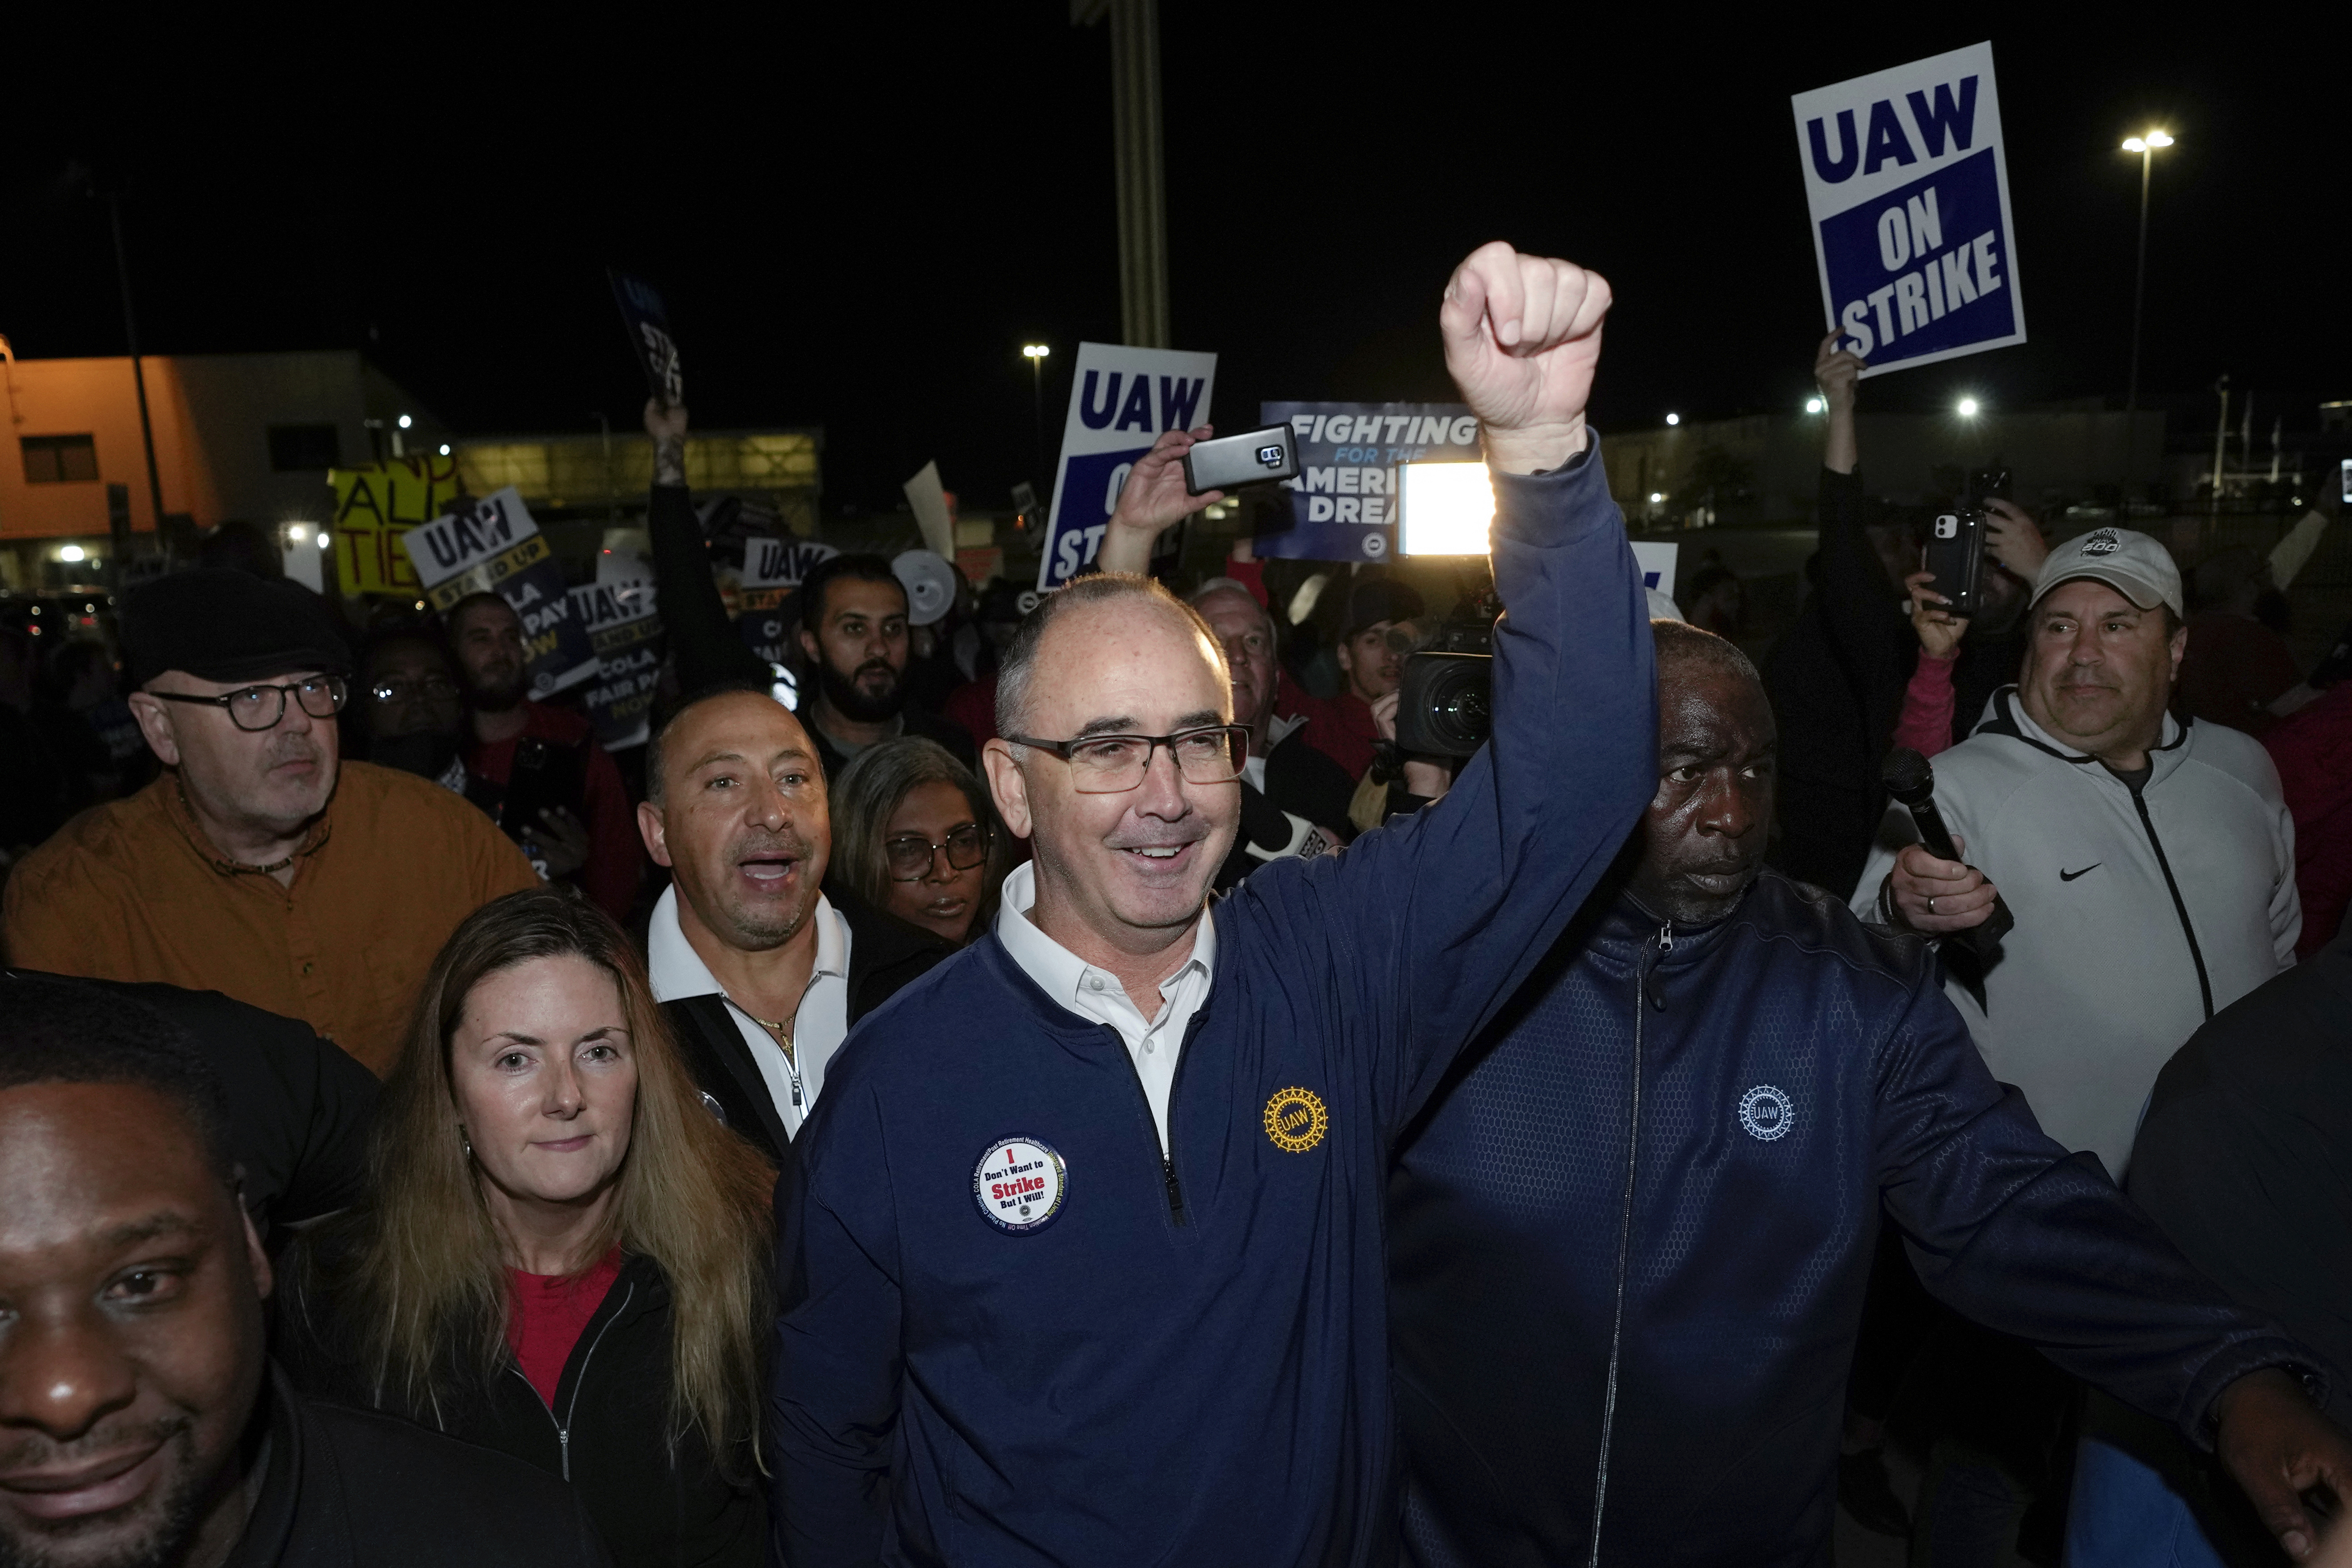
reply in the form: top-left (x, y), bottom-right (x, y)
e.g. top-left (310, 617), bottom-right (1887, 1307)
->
top-left (279, 1249), bottom-right (759, 1568)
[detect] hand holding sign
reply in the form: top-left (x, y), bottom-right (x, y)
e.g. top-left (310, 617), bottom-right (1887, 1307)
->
top-left (1812, 331), bottom-right (1866, 414)
top-left (1440, 242), bottom-right (1610, 475)
top-left (1095, 427), bottom-right (1222, 576)
top-left (644, 398), bottom-right (689, 488)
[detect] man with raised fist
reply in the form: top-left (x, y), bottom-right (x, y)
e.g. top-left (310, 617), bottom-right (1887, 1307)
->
top-left (767, 243), bottom-right (1656, 1564)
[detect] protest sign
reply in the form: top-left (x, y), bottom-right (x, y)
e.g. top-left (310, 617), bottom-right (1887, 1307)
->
top-left (903, 461), bottom-right (956, 559)
top-left (1791, 42), bottom-right (2024, 377)
top-left (401, 487), bottom-right (598, 695)
top-left (736, 537), bottom-right (838, 666)
top-left (1254, 402), bottom-right (1480, 563)
top-left (567, 579), bottom-right (663, 750)
top-left (1036, 342), bottom-right (1216, 590)
top-left (609, 270), bottom-right (684, 407)
top-left (327, 455), bottom-right (463, 597)
top-left (1631, 542), bottom-right (1678, 600)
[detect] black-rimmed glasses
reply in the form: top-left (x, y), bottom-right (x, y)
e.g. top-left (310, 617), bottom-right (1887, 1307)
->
top-left (150, 675), bottom-right (349, 731)
top-left (884, 822), bottom-right (990, 881)
top-left (1006, 724), bottom-right (1249, 794)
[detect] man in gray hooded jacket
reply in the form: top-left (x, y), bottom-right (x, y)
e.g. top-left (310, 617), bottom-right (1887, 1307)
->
top-left (1854, 525), bottom-right (2298, 1180)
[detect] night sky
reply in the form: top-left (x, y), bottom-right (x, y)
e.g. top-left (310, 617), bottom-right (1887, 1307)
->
top-left (3, 9), bottom-right (2335, 514)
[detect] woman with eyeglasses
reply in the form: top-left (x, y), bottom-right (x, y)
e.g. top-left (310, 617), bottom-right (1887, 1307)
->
top-left (277, 886), bottom-right (775, 1567)
top-left (828, 736), bottom-right (1009, 945)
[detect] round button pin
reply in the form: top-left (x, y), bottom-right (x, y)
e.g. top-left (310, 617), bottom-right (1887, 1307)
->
top-left (973, 1136), bottom-right (1068, 1234)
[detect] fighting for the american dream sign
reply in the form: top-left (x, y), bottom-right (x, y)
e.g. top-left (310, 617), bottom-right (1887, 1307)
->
top-left (1036, 343), bottom-right (1216, 591)
top-left (1254, 402), bottom-right (1480, 564)
top-left (1792, 42), bottom-right (2024, 376)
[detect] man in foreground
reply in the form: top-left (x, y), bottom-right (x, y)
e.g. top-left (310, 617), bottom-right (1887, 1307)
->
top-left (0, 979), bottom-right (608, 1567)
top-left (1389, 621), bottom-right (2349, 1567)
top-left (767, 243), bottom-right (1655, 1562)
top-left (0, 570), bottom-right (538, 1075)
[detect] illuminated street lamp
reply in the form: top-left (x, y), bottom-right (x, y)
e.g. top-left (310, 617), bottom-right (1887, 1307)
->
top-left (1665, 412), bottom-right (1681, 427)
top-left (1021, 344), bottom-right (1051, 493)
top-left (1957, 397), bottom-right (1981, 418)
top-left (1805, 397), bottom-right (1825, 415)
top-left (2120, 129), bottom-right (2174, 415)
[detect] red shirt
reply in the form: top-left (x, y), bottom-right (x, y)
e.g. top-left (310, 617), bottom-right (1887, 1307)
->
top-left (2264, 682), bottom-right (2352, 959)
top-left (1278, 672), bottom-right (1381, 782)
top-left (468, 703), bottom-right (641, 921)
top-left (944, 673), bottom-right (1000, 747)
top-left (505, 1246), bottom-right (624, 1408)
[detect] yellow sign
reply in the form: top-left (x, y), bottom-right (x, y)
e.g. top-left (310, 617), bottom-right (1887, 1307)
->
top-left (327, 457), bottom-right (464, 598)
top-left (1263, 1086), bottom-right (1328, 1154)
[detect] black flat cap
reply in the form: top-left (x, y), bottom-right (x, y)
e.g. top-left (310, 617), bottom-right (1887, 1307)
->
top-left (122, 569), bottom-right (352, 689)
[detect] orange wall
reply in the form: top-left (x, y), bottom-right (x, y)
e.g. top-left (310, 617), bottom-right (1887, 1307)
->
top-left (0, 356), bottom-right (223, 540)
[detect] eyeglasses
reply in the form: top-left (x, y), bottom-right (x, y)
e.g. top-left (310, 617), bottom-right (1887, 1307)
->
top-left (150, 675), bottom-right (349, 732)
top-left (884, 822), bottom-right (990, 881)
top-left (1007, 724), bottom-right (1249, 794)
top-left (369, 676), bottom-right (458, 704)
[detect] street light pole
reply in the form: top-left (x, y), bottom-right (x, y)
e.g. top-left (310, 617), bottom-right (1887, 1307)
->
top-left (106, 193), bottom-right (169, 556)
top-left (2121, 130), bottom-right (2173, 417)
top-left (1022, 344), bottom-right (1050, 490)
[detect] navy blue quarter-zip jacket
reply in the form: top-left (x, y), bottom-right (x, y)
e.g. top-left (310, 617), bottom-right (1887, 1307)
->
top-left (1388, 871), bottom-right (2321, 1568)
top-left (768, 444), bottom-right (1657, 1566)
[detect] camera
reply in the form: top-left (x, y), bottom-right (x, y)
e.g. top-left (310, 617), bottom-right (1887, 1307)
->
top-left (1393, 580), bottom-right (1500, 759)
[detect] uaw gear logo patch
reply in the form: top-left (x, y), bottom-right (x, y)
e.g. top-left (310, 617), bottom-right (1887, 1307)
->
top-left (973, 1136), bottom-right (1068, 1234)
top-left (1264, 1086), bottom-right (1328, 1153)
top-left (2081, 528), bottom-right (2122, 555)
top-left (1738, 1085), bottom-right (1795, 1142)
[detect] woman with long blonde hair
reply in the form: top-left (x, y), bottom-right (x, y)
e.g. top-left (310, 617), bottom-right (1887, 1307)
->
top-left (280, 887), bottom-right (774, 1567)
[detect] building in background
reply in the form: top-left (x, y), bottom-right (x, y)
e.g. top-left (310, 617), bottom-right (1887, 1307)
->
top-left (0, 350), bottom-right (442, 589)
top-left (1603, 404), bottom-right (2166, 529)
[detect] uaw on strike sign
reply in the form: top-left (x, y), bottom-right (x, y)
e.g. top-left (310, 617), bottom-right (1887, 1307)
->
top-left (1036, 343), bottom-right (1216, 591)
top-left (1792, 42), bottom-right (2024, 376)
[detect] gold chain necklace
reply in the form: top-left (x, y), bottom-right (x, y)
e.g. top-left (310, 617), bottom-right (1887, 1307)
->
top-left (743, 1013), bottom-right (797, 1065)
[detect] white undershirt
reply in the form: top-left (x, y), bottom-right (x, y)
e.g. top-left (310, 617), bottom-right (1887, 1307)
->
top-left (992, 861), bottom-right (1216, 1154)
top-left (646, 883), bottom-right (852, 1140)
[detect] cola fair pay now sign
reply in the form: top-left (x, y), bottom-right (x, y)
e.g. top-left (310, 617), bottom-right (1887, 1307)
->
top-left (1791, 42), bottom-right (2024, 376)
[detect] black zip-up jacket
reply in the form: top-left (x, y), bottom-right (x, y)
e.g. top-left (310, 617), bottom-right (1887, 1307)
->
top-left (225, 1363), bottom-right (610, 1567)
top-left (665, 880), bottom-right (949, 1162)
top-left (278, 1249), bottom-right (761, 1568)
top-left (1388, 870), bottom-right (2319, 1568)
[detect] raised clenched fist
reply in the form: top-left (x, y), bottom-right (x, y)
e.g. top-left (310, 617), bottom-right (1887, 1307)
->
top-left (1440, 242), bottom-right (1612, 475)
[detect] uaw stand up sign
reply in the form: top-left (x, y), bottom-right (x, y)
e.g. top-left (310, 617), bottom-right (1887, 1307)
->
top-left (402, 488), bottom-right (599, 697)
top-left (1792, 42), bottom-right (2025, 377)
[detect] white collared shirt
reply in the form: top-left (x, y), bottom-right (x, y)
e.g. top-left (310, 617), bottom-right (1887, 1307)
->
top-left (993, 860), bottom-right (1215, 1155)
top-left (646, 883), bottom-right (852, 1141)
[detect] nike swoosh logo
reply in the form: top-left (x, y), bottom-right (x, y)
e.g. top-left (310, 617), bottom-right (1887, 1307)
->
top-left (2060, 864), bottom-right (2102, 882)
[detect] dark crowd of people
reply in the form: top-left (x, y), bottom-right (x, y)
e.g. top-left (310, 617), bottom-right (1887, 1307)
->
top-left (2, 241), bottom-right (2349, 1568)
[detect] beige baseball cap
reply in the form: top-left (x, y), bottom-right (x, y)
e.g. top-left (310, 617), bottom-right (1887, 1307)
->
top-left (2031, 526), bottom-right (2184, 619)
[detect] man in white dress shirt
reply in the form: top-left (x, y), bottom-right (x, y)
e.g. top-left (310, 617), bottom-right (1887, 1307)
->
top-left (636, 682), bottom-right (946, 1161)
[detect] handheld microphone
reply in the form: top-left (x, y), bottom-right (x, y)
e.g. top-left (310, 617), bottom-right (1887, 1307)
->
top-left (1881, 748), bottom-right (2013, 954)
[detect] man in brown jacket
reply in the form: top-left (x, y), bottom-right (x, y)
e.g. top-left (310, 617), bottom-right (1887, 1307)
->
top-left (1, 570), bottom-right (537, 1074)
